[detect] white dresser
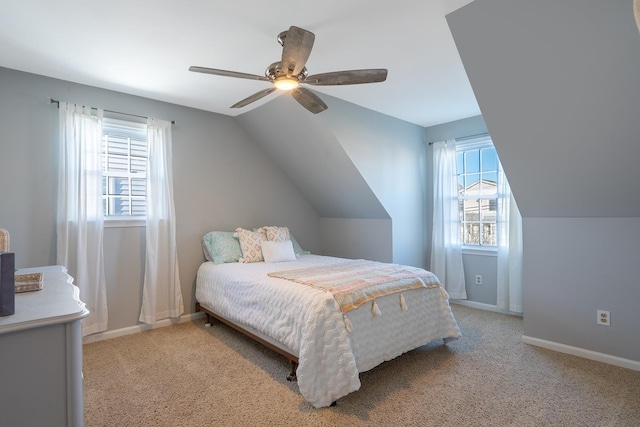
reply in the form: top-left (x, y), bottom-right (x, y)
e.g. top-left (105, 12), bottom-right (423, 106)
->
top-left (0, 265), bottom-right (89, 427)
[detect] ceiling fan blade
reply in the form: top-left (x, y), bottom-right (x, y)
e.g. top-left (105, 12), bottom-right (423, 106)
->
top-left (189, 66), bottom-right (270, 82)
top-left (291, 87), bottom-right (327, 114)
top-left (281, 26), bottom-right (315, 76)
top-left (230, 88), bottom-right (277, 108)
top-left (305, 69), bottom-right (388, 86)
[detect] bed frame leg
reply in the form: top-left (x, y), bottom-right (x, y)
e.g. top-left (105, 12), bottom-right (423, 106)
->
top-left (287, 360), bottom-right (298, 382)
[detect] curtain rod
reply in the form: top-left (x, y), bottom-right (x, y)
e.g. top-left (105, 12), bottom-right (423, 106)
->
top-left (49, 98), bottom-right (176, 125)
top-left (428, 132), bottom-right (489, 145)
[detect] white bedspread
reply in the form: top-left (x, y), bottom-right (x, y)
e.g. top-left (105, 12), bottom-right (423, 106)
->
top-left (196, 254), bottom-right (461, 408)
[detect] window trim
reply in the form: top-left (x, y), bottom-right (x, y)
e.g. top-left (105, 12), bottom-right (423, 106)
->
top-left (462, 244), bottom-right (498, 255)
top-left (104, 216), bottom-right (146, 228)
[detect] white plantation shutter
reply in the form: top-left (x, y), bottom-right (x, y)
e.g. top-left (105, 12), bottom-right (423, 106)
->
top-left (102, 119), bottom-right (147, 216)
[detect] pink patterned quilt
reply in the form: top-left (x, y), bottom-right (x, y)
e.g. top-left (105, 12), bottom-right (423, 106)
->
top-left (268, 259), bottom-right (441, 315)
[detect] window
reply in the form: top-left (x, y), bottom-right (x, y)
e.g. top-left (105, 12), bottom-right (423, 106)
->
top-left (457, 139), bottom-right (499, 247)
top-left (101, 119), bottom-right (147, 219)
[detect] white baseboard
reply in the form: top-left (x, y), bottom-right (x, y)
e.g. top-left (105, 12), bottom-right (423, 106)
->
top-left (450, 299), bottom-right (522, 317)
top-left (452, 301), bottom-right (640, 371)
top-left (82, 312), bottom-right (206, 344)
top-left (521, 335), bottom-right (640, 372)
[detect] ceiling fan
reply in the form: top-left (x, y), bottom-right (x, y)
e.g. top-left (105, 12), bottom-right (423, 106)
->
top-left (189, 26), bottom-right (388, 114)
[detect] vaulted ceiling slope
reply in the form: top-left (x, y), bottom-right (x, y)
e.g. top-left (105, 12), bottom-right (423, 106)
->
top-left (236, 94), bottom-right (390, 220)
top-left (447, 0), bottom-right (640, 218)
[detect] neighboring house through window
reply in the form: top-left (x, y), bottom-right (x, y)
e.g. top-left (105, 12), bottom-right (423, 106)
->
top-left (456, 138), bottom-right (499, 248)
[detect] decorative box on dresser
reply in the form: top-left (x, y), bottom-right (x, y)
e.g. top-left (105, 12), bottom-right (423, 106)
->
top-left (0, 265), bottom-right (89, 427)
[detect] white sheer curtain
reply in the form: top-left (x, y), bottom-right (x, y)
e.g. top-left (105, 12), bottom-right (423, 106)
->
top-left (431, 140), bottom-right (467, 299)
top-left (497, 164), bottom-right (523, 313)
top-left (139, 118), bottom-right (184, 324)
top-left (57, 102), bottom-right (108, 336)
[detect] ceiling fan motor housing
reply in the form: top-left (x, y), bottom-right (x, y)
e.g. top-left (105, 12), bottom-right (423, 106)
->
top-left (265, 62), bottom-right (308, 82)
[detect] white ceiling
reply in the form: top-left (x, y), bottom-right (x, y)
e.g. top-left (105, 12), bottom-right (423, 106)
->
top-left (0, 0), bottom-right (479, 127)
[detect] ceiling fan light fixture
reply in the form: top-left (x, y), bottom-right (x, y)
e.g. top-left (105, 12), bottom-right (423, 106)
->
top-left (274, 77), bottom-right (299, 91)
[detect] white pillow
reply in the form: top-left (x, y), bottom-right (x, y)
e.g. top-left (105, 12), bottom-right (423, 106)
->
top-left (261, 240), bottom-right (296, 263)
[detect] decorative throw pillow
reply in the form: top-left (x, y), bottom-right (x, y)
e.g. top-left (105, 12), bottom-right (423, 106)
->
top-left (261, 240), bottom-right (296, 263)
top-left (234, 228), bottom-right (267, 263)
top-left (261, 226), bottom-right (310, 256)
top-left (262, 226), bottom-right (290, 242)
top-left (202, 231), bottom-right (243, 264)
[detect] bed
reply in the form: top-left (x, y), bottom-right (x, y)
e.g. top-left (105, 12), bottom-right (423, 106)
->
top-left (195, 227), bottom-right (461, 408)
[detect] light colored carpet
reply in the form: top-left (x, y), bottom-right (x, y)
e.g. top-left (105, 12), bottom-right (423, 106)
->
top-left (83, 305), bottom-right (640, 426)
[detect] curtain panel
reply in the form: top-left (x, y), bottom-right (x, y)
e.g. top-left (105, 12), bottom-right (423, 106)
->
top-left (497, 165), bottom-right (523, 313)
top-left (430, 140), bottom-right (467, 299)
top-left (57, 102), bottom-right (108, 336)
top-left (139, 118), bottom-right (184, 324)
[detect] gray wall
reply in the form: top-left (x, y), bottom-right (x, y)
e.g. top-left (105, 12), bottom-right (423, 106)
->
top-left (524, 217), bottom-right (640, 361)
top-left (0, 66), bottom-right (321, 332)
top-left (448, 0), bottom-right (640, 362)
top-left (319, 218), bottom-right (392, 262)
top-left (321, 97), bottom-right (429, 268)
top-left (237, 93), bottom-right (430, 268)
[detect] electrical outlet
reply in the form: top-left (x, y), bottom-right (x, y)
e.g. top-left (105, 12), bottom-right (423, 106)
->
top-left (475, 275), bottom-right (482, 285)
top-left (597, 310), bottom-right (611, 326)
